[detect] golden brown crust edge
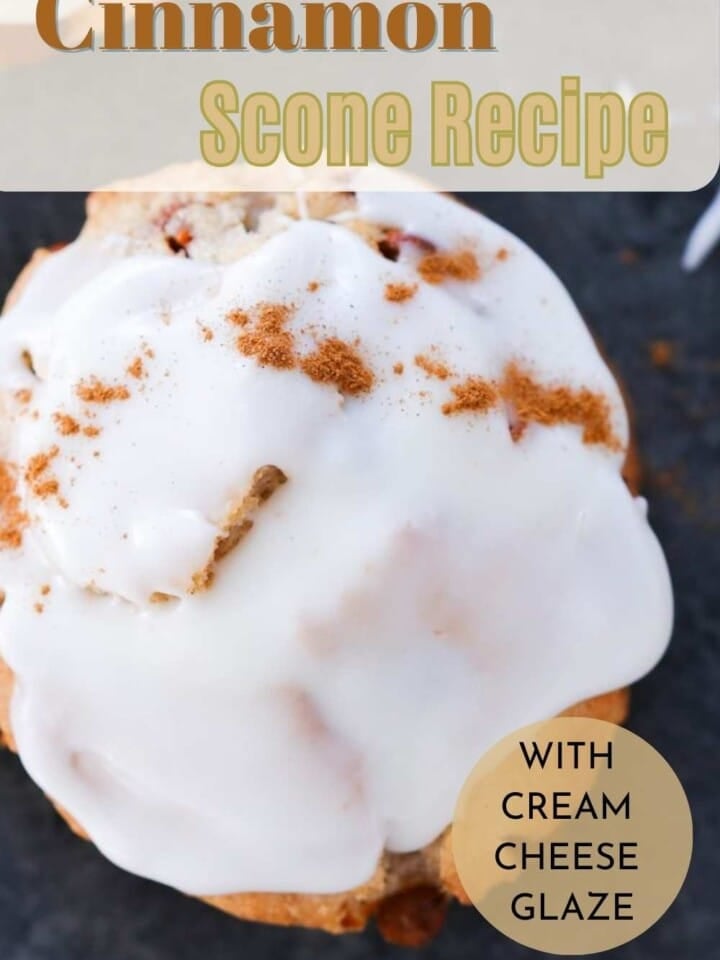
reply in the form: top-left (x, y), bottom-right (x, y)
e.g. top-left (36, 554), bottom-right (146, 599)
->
top-left (0, 226), bottom-right (634, 945)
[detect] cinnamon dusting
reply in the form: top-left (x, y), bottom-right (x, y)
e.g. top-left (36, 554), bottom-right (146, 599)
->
top-left (393, 362), bottom-right (404, 375)
top-left (0, 461), bottom-right (28, 549)
top-left (441, 363), bottom-right (620, 449)
top-left (76, 378), bottom-right (130, 404)
top-left (127, 357), bottom-right (145, 379)
top-left (15, 389), bottom-right (32, 405)
top-left (442, 377), bottom-right (498, 416)
top-left (618, 247), bottom-right (640, 266)
top-left (33, 479), bottom-right (59, 498)
top-left (229, 302), bottom-right (376, 397)
top-left (24, 446), bottom-right (59, 485)
top-left (301, 338), bottom-right (374, 396)
top-left (227, 308), bottom-right (250, 327)
top-left (53, 413), bottom-right (80, 436)
top-left (418, 249), bottom-right (480, 285)
top-left (500, 362), bottom-right (621, 450)
top-left (385, 282), bottom-right (417, 303)
top-left (235, 303), bottom-right (296, 370)
top-left (649, 340), bottom-right (675, 369)
top-left (415, 354), bottom-right (452, 381)
top-left (24, 446), bottom-right (67, 504)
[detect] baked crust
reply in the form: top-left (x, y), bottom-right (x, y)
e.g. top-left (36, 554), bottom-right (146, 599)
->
top-left (0, 191), bottom-right (635, 945)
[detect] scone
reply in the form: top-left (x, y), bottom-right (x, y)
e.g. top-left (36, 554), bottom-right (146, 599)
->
top-left (0, 169), bottom-right (672, 946)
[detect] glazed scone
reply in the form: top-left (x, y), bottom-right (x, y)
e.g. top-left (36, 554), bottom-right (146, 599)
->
top-left (0, 169), bottom-right (671, 943)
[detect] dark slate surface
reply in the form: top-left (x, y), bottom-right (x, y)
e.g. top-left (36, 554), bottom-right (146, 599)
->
top-left (0, 188), bottom-right (718, 960)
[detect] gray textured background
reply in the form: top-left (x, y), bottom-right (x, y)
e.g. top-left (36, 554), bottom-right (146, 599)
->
top-left (0, 188), bottom-right (718, 960)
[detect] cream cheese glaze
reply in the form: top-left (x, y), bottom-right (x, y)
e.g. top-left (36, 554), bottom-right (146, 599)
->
top-left (0, 174), bottom-right (672, 895)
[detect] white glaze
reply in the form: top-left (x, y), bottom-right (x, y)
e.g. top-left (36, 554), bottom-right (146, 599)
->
top-left (0, 179), bottom-right (673, 895)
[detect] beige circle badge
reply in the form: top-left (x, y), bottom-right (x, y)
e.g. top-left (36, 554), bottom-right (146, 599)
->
top-left (453, 718), bottom-right (692, 955)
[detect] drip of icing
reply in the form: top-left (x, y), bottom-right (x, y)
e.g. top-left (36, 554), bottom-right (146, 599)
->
top-left (0, 183), bottom-right (673, 896)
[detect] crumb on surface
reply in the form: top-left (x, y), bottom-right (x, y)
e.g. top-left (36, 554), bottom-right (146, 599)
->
top-left (191, 465), bottom-right (288, 593)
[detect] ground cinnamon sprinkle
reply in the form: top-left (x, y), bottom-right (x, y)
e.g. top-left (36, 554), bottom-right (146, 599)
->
top-left (127, 357), bottom-right (145, 379)
top-left (227, 308), bottom-right (251, 327)
top-left (198, 323), bottom-right (214, 342)
top-left (24, 445), bottom-right (67, 503)
top-left (40, 584), bottom-right (51, 596)
top-left (418, 249), bottom-right (480, 285)
top-left (442, 377), bottom-right (498, 416)
top-left (301, 337), bottom-right (374, 396)
top-left (648, 339), bottom-right (675, 369)
top-left (440, 362), bottom-right (620, 450)
top-left (83, 425), bottom-right (101, 438)
top-left (393, 362), bottom-right (404, 375)
top-left (307, 281), bottom-right (320, 293)
top-left (34, 603), bottom-right (44, 614)
top-left (496, 248), bottom-right (509, 262)
top-left (15, 389), bottom-right (32, 405)
top-left (618, 247), bottom-right (640, 266)
top-left (415, 353), bottom-right (452, 381)
top-left (76, 378), bottom-right (130, 403)
top-left (24, 446), bottom-right (59, 485)
top-left (0, 461), bottom-right (28, 549)
top-left (235, 303), bottom-right (296, 370)
top-left (33, 479), bottom-right (59, 498)
top-left (53, 413), bottom-right (80, 436)
top-left (385, 282), bottom-right (417, 303)
top-left (500, 362), bottom-right (621, 450)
